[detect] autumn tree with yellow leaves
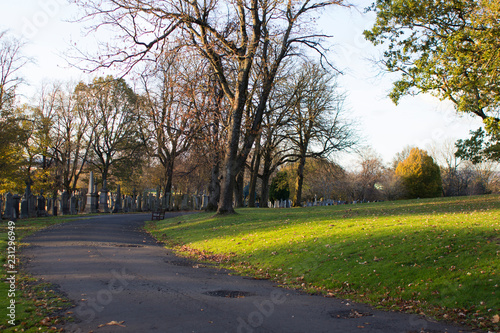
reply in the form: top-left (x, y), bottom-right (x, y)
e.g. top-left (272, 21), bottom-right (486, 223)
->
top-left (395, 148), bottom-right (442, 199)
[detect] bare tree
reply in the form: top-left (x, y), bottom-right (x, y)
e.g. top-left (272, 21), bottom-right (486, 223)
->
top-left (71, 0), bottom-right (350, 214)
top-left (0, 31), bottom-right (29, 190)
top-left (354, 147), bottom-right (385, 202)
top-left (50, 84), bottom-right (94, 193)
top-left (76, 76), bottom-right (145, 187)
top-left (140, 49), bottom-right (204, 194)
top-left (282, 62), bottom-right (357, 206)
top-left (0, 31), bottom-right (28, 112)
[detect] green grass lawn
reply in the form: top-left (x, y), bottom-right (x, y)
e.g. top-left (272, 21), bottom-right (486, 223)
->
top-left (0, 216), bottom-right (77, 332)
top-left (145, 195), bottom-right (500, 332)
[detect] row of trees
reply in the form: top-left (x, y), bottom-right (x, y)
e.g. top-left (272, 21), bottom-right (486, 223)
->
top-left (268, 145), bottom-right (499, 205)
top-left (3, 0), bottom-right (500, 213)
top-left (0, 19), bottom-right (358, 211)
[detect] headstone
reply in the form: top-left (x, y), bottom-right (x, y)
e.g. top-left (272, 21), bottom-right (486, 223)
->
top-left (37, 193), bottom-right (47, 217)
top-left (78, 194), bottom-right (85, 213)
top-left (21, 181), bottom-right (36, 218)
top-left (124, 196), bottom-right (130, 213)
top-left (99, 179), bottom-right (110, 213)
top-left (149, 193), bottom-right (154, 211)
top-left (46, 197), bottom-right (53, 215)
top-left (181, 194), bottom-right (189, 210)
top-left (142, 190), bottom-right (148, 211)
top-left (61, 191), bottom-right (70, 215)
top-left (20, 197), bottom-right (29, 219)
top-left (112, 185), bottom-right (123, 213)
top-left (156, 186), bottom-right (161, 209)
top-left (70, 194), bottom-right (77, 215)
top-left (169, 193), bottom-right (175, 211)
top-left (29, 193), bottom-right (36, 218)
top-left (12, 194), bottom-right (20, 219)
top-left (51, 195), bottom-right (58, 216)
top-left (86, 172), bottom-right (97, 214)
top-left (137, 193), bottom-right (142, 211)
top-left (132, 188), bottom-right (137, 212)
top-left (202, 195), bottom-right (209, 210)
top-left (4, 192), bottom-right (13, 220)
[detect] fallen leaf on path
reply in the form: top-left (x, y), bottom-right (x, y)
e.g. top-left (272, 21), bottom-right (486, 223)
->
top-left (98, 320), bottom-right (126, 328)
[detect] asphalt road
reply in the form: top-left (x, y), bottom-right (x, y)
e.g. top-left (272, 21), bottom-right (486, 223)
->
top-left (21, 213), bottom-right (473, 333)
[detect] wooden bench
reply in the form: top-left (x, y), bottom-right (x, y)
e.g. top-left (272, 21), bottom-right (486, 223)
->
top-left (151, 209), bottom-right (166, 220)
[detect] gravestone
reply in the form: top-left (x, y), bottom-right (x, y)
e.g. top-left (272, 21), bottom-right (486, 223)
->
top-left (202, 195), bottom-right (209, 210)
top-left (142, 190), bottom-right (148, 211)
top-left (24, 181), bottom-right (31, 218)
top-left (149, 193), bottom-right (154, 211)
top-left (78, 194), bottom-right (85, 213)
top-left (137, 193), bottom-right (142, 212)
top-left (4, 192), bottom-right (13, 220)
top-left (99, 179), bottom-right (110, 213)
top-left (28, 193), bottom-right (36, 218)
top-left (181, 194), bottom-right (189, 210)
top-left (37, 192), bottom-right (47, 217)
top-left (12, 195), bottom-right (20, 219)
top-left (156, 186), bottom-right (161, 209)
top-left (70, 194), bottom-right (77, 215)
top-left (61, 191), bottom-right (70, 215)
top-left (123, 196), bottom-right (130, 212)
top-left (86, 172), bottom-right (98, 214)
top-left (132, 188), bottom-right (137, 212)
top-left (20, 197), bottom-right (29, 219)
top-left (46, 197), bottom-right (53, 215)
top-left (112, 185), bottom-right (123, 213)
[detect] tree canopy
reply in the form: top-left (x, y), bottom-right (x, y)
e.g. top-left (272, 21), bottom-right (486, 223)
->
top-left (364, 0), bottom-right (500, 133)
top-left (396, 147), bottom-right (442, 199)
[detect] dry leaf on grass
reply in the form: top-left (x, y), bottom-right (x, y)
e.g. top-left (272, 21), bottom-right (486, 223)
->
top-left (97, 320), bottom-right (126, 328)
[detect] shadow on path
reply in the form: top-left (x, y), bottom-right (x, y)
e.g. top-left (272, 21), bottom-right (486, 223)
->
top-left (21, 213), bottom-right (472, 333)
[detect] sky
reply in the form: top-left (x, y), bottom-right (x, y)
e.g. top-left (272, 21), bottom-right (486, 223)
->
top-left (1, 0), bottom-right (484, 167)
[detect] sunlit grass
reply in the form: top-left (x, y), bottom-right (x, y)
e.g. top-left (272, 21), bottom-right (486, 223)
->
top-left (146, 195), bottom-right (500, 331)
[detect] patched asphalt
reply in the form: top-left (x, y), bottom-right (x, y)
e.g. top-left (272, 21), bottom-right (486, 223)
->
top-left (21, 213), bottom-right (474, 333)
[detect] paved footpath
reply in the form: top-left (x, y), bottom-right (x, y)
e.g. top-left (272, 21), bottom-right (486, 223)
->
top-left (21, 213), bottom-right (474, 333)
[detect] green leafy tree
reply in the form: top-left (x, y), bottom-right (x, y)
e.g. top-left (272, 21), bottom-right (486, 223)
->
top-left (269, 171), bottom-right (290, 204)
top-left (395, 148), bottom-right (442, 199)
top-left (455, 127), bottom-right (500, 164)
top-left (365, 0), bottom-right (500, 134)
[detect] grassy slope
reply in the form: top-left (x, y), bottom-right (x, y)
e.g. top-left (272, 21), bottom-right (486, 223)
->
top-left (145, 195), bottom-right (500, 331)
top-left (0, 216), bottom-right (77, 332)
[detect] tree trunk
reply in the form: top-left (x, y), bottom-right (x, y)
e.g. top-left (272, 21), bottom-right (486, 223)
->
top-left (248, 138), bottom-right (261, 207)
top-left (259, 147), bottom-right (273, 208)
top-left (294, 155), bottom-right (307, 207)
top-left (234, 168), bottom-right (245, 208)
top-left (260, 171), bottom-right (271, 208)
top-left (164, 158), bottom-right (175, 195)
top-left (207, 159), bottom-right (221, 212)
top-left (217, 96), bottom-right (247, 214)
